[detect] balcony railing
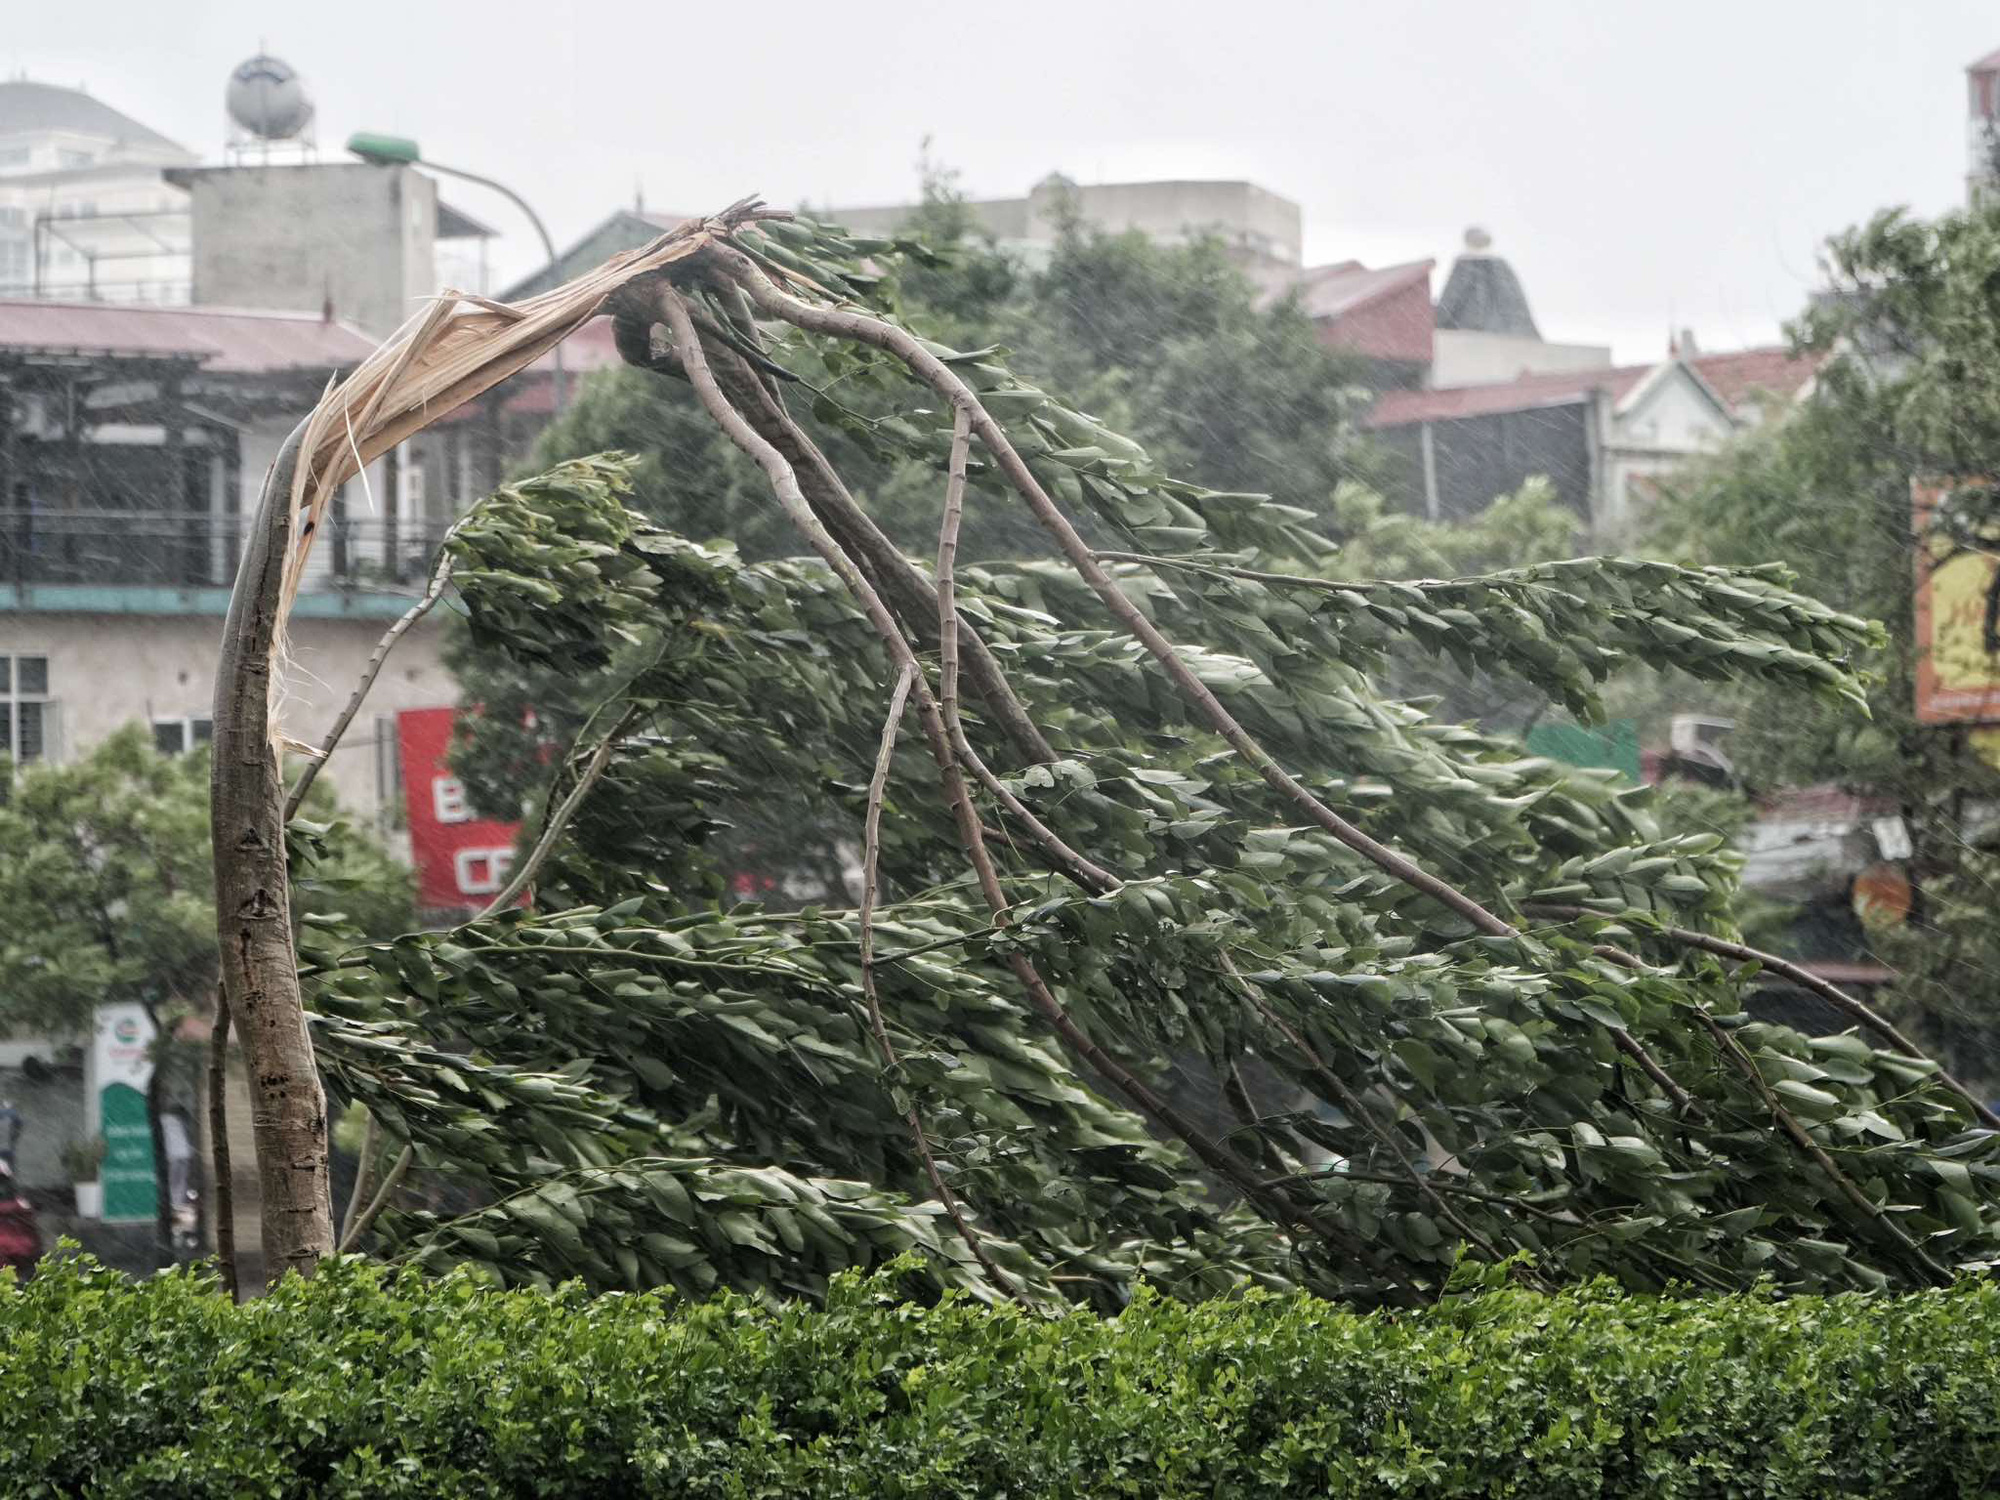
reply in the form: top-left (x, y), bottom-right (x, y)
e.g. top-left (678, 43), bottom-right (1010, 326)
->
top-left (0, 510), bottom-right (452, 593)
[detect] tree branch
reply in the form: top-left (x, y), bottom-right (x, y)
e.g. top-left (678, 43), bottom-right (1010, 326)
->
top-left (335, 1143), bottom-right (411, 1255)
top-left (284, 551), bottom-right (456, 822)
top-left (477, 704), bottom-right (642, 918)
top-left (1593, 938), bottom-right (1951, 1285)
top-left (1220, 952), bottom-right (1516, 1272)
top-left (712, 245), bottom-right (1519, 941)
top-left (861, 663), bottom-right (1022, 1299)
top-left (337, 1112), bottom-right (381, 1250)
top-left (1533, 905), bottom-right (2000, 1131)
top-left (654, 283), bottom-right (1326, 1240)
top-left (1692, 1006), bottom-right (1953, 1286)
top-left (625, 312), bottom-right (1059, 772)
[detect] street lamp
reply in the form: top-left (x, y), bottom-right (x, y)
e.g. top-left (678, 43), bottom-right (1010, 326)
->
top-left (345, 132), bottom-right (565, 410)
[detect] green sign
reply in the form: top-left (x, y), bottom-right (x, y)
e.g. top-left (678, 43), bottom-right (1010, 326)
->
top-left (100, 1081), bottom-right (155, 1222)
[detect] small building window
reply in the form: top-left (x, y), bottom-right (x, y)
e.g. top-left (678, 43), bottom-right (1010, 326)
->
top-left (56, 149), bottom-right (94, 169)
top-left (152, 716), bottom-right (214, 757)
top-left (0, 655), bottom-right (53, 765)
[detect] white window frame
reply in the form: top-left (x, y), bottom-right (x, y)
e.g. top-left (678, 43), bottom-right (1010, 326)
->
top-left (0, 654), bottom-right (52, 765)
top-left (151, 715), bottom-right (213, 757)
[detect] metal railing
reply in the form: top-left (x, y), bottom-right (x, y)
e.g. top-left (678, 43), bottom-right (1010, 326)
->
top-left (0, 510), bottom-right (452, 592)
top-left (0, 280), bottom-right (194, 305)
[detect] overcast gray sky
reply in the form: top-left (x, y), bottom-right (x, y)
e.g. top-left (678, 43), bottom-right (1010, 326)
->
top-left (10, 2), bottom-right (1997, 362)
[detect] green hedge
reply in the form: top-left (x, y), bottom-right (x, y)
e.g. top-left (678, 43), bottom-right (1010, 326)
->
top-left (4, 1255), bottom-right (2000, 1497)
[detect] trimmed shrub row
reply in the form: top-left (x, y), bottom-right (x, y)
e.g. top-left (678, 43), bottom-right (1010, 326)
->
top-left (4, 1254), bottom-right (1999, 1497)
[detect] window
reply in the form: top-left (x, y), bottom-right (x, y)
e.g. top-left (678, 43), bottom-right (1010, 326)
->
top-left (56, 149), bottom-right (93, 169)
top-left (0, 655), bottom-right (52, 765)
top-left (152, 716), bottom-right (213, 756)
top-left (0, 207), bottom-right (23, 229)
top-left (0, 147), bottom-right (29, 170)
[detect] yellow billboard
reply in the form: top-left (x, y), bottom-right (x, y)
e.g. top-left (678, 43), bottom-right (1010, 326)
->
top-left (1913, 480), bottom-right (2000, 724)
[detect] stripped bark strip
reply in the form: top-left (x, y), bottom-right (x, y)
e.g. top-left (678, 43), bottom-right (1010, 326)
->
top-left (654, 285), bottom-right (1336, 1241)
top-left (861, 664), bottom-right (1022, 1299)
top-left (713, 245), bottom-right (1517, 941)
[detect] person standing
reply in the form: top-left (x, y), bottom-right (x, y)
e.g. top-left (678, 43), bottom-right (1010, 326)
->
top-left (160, 1108), bottom-right (194, 1216)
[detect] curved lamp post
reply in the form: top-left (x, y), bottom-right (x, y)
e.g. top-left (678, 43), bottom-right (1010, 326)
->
top-left (346, 131), bottom-right (565, 411)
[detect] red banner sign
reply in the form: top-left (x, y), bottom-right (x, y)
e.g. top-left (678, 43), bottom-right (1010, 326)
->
top-left (396, 707), bottom-right (521, 913)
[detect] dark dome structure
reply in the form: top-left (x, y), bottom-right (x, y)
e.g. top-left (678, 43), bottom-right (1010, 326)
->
top-left (1435, 226), bottom-right (1540, 338)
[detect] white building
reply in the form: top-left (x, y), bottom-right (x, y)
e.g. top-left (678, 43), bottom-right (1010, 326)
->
top-left (0, 79), bottom-right (198, 303)
top-left (0, 298), bottom-right (459, 815)
top-left (1363, 342), bottom-right (1819, 538)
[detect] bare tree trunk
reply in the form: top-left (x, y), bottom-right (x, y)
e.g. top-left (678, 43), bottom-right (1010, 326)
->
top-left (210, 420), bottom-right (336, 1284)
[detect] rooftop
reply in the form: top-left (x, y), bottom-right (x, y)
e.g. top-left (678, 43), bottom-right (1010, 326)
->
top-left (0, 299), bottom-right (376, 374)
top-left (1435, 243), bottom-right (1540, 338)
top-left (1289, 258), bottom-right (1434, 321)
top-left (1366, 346), bottom-right (1820, 428)
top-left (0, 79), bottom-right (191, 159)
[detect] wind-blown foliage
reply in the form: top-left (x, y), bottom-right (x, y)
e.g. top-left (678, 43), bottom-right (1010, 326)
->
top-left (289, 210), bottom-right (2000, 1307)
top-left (1649, 198), bottom-right (2000, 1081)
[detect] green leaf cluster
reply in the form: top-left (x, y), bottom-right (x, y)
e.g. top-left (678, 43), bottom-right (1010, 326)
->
top-left (9, 1254), bottom-right (2000, 1496)
top-left (310, 422), bottom-right (2000, 1304)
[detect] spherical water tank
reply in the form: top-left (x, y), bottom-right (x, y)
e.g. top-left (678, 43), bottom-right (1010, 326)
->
top-left (226, 54), bottom-right (314, 141)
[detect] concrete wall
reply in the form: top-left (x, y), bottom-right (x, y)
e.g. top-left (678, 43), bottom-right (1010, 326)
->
top-left (0, 607), bottom-right (455, 821)
top-left (825, 177), bottom-right (1302, 281)
top-left (1597, 367), bottom-right (1738, 536)
top-left (1430, 329), bottom-right (1612, 387)
top-left (1027, 178), bottom-right (1302, 267)
top-left (1377, 401), bottom-right (1597, 525)
top-left (181, 163), bottom-right (436, 337)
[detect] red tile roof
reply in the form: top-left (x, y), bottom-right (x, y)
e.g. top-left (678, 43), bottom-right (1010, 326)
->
top-left (1365, 346), bottom-right (1817, 429)
top-left (1292, 258), bottom-right (1433, 321)
top-left (1366, 363), bottom-right (1648, 428)
top-left (1970, 45), bottom-right (2000, 73)
top-left (0, 299), bottom-right (376, 374)
top-left (1686, 346), bottom-right (1820, 408)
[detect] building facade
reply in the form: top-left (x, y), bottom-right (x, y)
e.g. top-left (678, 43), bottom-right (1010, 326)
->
top-left (1364, 344), bottom-right (1819, 537)
top-left (0, 298), bottom-right (457, 813)
top-left (0, 80), bottom-right (199, 303)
